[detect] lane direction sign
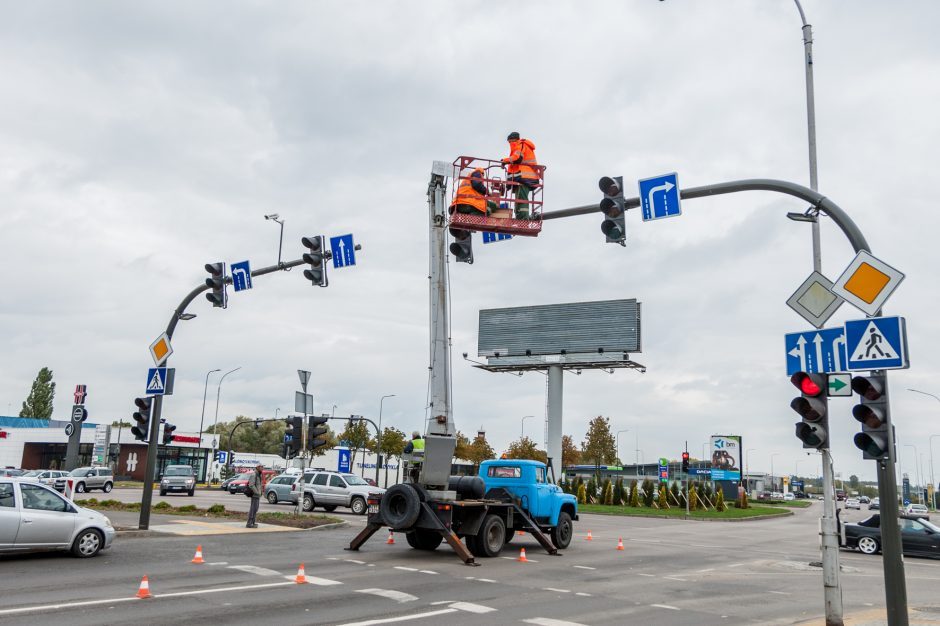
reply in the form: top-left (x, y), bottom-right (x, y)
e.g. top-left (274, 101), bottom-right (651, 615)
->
top-left (482, 232), bottom-right (513, 244)
top-left (827, 373), bottom-right (852, 397)
top-left (785, 327), bottom-right (847, 376)
top-left (831, 250), bottom-right (905, 316)
top-left (844, 316), bottom-right (909, 371)
top-left (330, 234), bottom-right (356, 268)
top-left (231, 260), bottom-right (252, 292)
top-left (638, 172), bottom-right (682, 221)
top-left (146, 367), bottom-right (168, 395)
top-left (786, 271), bottom-right (844, 329)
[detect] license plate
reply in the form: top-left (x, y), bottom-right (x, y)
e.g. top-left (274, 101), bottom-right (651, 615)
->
top-left (367, 504), bottom-right (379, 515)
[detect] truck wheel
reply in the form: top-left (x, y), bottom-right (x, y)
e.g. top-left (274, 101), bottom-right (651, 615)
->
top-left (406, 529), bottom-right (443, 551)
top-left (467, 514), bottom-right (505, 558)
top-left (381, 484), bottom-right (421, 530)
top-left (551, 512), bottom-right (573, 549)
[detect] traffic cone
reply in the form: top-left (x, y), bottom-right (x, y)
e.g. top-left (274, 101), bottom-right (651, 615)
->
top-left (386, 530), bottom-right (395, 545)
top-left (295, 563), bottom-right (308, 584)
top-left (586, 530), bottom-right (593, 541)
top-left (516, 530), bottom-right (525, 536)
top-left (517, 548), bottom-right (528, 563)
top-left (191, 545), bottom-right (205, 564)
top-left (617, 537), bottom-right (625, 551)
top-left (136, 575), bottom-right (152, 599)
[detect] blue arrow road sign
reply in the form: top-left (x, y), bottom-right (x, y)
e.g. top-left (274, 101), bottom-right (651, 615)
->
top-left (482, 232), bottom-right (513, 244)
top-left (146, 367), bottom-right (167, 395)
top-left (231, 260), bottom-right (252, 292)
top-left (785, 327), bottom-right (847, 376)
top-left (844, 316), bottom-right (908, 371)
top-left (330, 234), bottom-right (356, 268)
top-left (638, 172), bottom-right (681, 221)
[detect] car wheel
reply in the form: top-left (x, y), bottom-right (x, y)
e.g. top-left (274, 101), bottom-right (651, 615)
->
top-left (551, 512), bottom-right (573, 550)
top-left (303, 494), bottom-right (315, 512)
top-left (267, 492), bottom-right (278, 504)
top-left (406, 529), bottom-right (444, 551)
top-left (160, 490), bottom-right (167, 496)
top-left (322, 505), bottom-right (337, 512)
top-left (380, 484), bottom-right (421, 530)
top-left (229, 486), bottom-right (237, 494)
top-left (857, 536), bottom-right (880, 555)
top-left (75, 482), bottom-right (86, 493)
top-left (467, 514), bottom-right (505, 558)
top-left (188, 489), bottom-right (195, 497)
top-left (102, 482), bottom-right (113, 493)
top-left (71, 529), bottom-right (103, 558)
top-left (351, 496), bottom-right (367, 515)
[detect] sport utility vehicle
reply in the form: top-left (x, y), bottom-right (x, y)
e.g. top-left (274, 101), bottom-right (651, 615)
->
top-left (160, 465), bottom-right (196, 496)
top-left (299, 471), bottom-right (384, 515)
top-left (68, 467), bottom-right (114, 493)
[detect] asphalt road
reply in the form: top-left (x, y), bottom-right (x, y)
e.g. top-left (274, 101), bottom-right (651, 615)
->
top-left (2, 499), bottom-right (939, 625)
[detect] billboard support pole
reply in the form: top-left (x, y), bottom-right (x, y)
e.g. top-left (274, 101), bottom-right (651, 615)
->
top-left (546, 365), bottom-right (563, 481)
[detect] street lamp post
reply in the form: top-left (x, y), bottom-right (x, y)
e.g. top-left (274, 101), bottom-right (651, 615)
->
top-left (746, 448), bottom-right (756, 494)
top-left (520, 415), bottom-right (534, 438)
top-left (616, 430), bottom-right (630, 466)
top-left (908, 389), bottom-right (940, 510)
top-left (197, 368), bottom-right (221, 478)
top-left (210, 367), bottom-right (241, 480)
top-left (770, 453), bottom-right (781, 493)
top-left (377, 394), bottom-right (395, 486)
top-left (904, 444), bottom-right (921, 503)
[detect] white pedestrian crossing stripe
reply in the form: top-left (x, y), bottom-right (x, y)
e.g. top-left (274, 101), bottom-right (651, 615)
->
top-left (848, 321), bottom-right (899, 362)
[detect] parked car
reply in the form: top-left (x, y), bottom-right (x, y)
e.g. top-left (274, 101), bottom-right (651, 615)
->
top-left (859, 495), bottom-right (871, 504)
top-left (20, 470), bottom-right (69, 492)
top-left (159, 465), bottom-right (196, 496)
top-left (0, 468), bottom-right (25, 478)
top-left (264, 474), bottom-right (299, 504)
top-left (771, 491), bottom-right (784, 500)
top-left (68, 467), bottom-right (114, 493)
top-left (756, 491), bottom-right (772, 501)
top-left (0, 478), bottom-right (115, 557)
top-left (869, 497), bottom-right (880, 510)
top-left (299, 470), bottom-right (385, 515)
top-left (227, 470), bottom-right (277, 494)
top-left (784, 492), bottom-right (796, 502)
top-left (842, 514), bottom-right (940, 559)
top-left (904, 503), bottom-right (930, 520)
top-left (845, 498), bottom-right (861, 510)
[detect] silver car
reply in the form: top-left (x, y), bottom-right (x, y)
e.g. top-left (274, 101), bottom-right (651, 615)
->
top-left (264, 474), bottom-right (299, 505)
top-left (0, 478), bottom-right (115, 557)
top-left (160, 465), bottom-right (196, 496)
top-left (20, 470), bottom-right (69, 492)
top-left (300, 471), bottom-right (385, 515)
top-left (68, 467), bottom-right (114, 493)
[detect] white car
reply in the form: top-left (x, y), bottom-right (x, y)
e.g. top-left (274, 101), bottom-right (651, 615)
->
top-left (904, 503), bottom-right (930, 519)
top-left (845, 498), bottom-right (861, 510)
top-left (783, 492), bottom-right (795, 501)
top-left (0, 478), bottom-right (115, 557)
top-left (771, 491), bottom-right (784, 500)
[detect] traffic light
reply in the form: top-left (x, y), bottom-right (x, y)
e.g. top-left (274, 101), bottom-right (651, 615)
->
top-left (301, 236), bottom-right (329, 287)
top-left (449, 227), bottom-right (473, 264)
top-left (851, 372), bottom-right (890, 460)
top-left (598, 176), bottom-right (626, 244)
top-left (131, 397), bottom-right (152, 441)
top-left (307, 415), bottom-right (329, 450)
top-left (790, 372), bottom-right (829, 449)
top-left (205, 262), bottom-right (227, 308)
top-left (284, 416), bottom-right (303, 458)
top-left (162, 422), bottom-right (177, 445)
top-left (681, 451), bottom-right (690, 473)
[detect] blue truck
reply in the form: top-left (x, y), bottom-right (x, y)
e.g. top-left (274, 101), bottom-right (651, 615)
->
top-left (348, 459), bottom-right (578, 564)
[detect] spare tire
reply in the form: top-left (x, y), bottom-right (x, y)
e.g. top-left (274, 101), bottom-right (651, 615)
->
top-left (448, 476), bottom-right (485, 500)
top-left (381, 484), bottom-right (421, 530)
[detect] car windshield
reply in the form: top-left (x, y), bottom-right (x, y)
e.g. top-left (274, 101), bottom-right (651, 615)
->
top-left (343, 475), bottom-right (369, 486)
top-left (69, 468), bottom-right (91, 477)
top-left (164, 467), bottom-right (193, 476)
top-left (858, 515), bottom-right (880, 527)
top-left (22, 470), bottom-right (43, 477)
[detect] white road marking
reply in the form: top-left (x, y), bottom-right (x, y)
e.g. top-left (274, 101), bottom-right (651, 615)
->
top-left (501, 556), bottom-right (538, 562)
top-left (637, 573), bottom-right (655, 577)
top-left (728, 563), bottom-right (745, 568)
top-left (355, 588), bottom-right (418, 603)
top-left (524, 618), bottom-right (588, 626)
top-left (418, 570), bottom-right (438, 575)
top-left (575, 592), bottom-right (591, 597)
top-left (768, 591), bottom-right (791, 595)
top-left (394, 566), bottom-right (419, 572)
top-left (345, 559), bottom-right (367, 565)
top-left (651, 604), bottom-right (681, 611)
top-left (208, 562), bottom-right (229, 566)
top-left (696, 568), bottom-right (715, 573)
top-left (663, 577), bottom-right (687, 582)
top-left (228, 565), bottom-right (282, 577)
top-left (338, 608), bottom-right (457, 626)
top-left (449, 602), bottom-right (496, 613)
top-left (543, 587), bottom-right (571, 593)
top-left (465, 576), bottom-right (498, 583)
top-left (573, 565), bottom-right (596, 570)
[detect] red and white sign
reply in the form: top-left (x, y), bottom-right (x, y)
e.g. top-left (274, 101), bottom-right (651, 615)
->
top-left (74, 384), bottom-right (88, 405)
top-left (172, 435), bottom-right (200, 444)
top-left (0, 429), bottom-right (8, 439)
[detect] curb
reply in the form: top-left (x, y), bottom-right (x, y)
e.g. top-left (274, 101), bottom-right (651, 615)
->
top-left (580, 510), bottom-right (793, 522)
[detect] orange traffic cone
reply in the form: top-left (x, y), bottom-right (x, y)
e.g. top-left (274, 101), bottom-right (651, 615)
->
top-left (586, 530), bottom-right (593, 541)
top-left (386, 531), bottom-right (395, 545)
top-left (295, 563), bottom-right (308, 584)
top-left (617, 537), bottom-right (625, 551)
top-left (516, 530), bottom-right (525, 536)
top-left (518, 548), bottom-right (528, 563)
top-left (191, 545), bottom-right (205, 564)
top-left (136, 575), bottom-right (152, 599)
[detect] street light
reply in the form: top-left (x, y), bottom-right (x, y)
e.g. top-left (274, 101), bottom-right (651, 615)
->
top-left (746, 448), bottom-right (756, 492)
top-left (210, 367), bottom-right (241, 477)
top-left (521, 415), bottom-right (534, 438)
top-left (332, 404), bottom-right (337, 418)
top-left (908, 389), bottom-right (940, 509)
top-left (197, 369), bottom-right (221, 457)
top-left (616, 430), bottom-right (629, 465)
top-left (377, 394), bottom-right (395, 485)
top-left (770, 453), bottom-right (781, 492)
top-left (904, 444), bottom-right (922, 503)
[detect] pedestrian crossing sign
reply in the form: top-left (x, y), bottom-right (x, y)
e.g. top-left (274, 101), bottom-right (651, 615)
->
top-left (844, 316), bottom-right (908, 371)
top-left (146, 367), bottom-right (168, 395)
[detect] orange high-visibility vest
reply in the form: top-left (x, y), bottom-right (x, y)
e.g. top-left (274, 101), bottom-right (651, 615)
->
top-left (504, 139), bottom-right (540, 182)
top-left (450, 170), bottom-right (487, 214)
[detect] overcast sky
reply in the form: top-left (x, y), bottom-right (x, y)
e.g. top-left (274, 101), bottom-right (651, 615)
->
top-left (2, 1), bottom-right (938, 485)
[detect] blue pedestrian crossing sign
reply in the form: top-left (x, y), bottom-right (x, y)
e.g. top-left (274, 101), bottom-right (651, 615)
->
top-left (231, 260), bottom-right (252, 292)
top-left (785, 327), bottom-right (847, 376)
top-left (638, 172), bottom-right (682, 221)
top-left (146, 367), bottom-right (168, 395)
top-left (482, 232), bottom-right (513, 244)
top-left (844, 316), bottom-right (909, 371)
top-left (330, 234), bottom-right (356, 268)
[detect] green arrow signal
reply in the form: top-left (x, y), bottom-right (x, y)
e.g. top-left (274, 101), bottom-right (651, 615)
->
top-left (828, 377), bottom-right (848, 393)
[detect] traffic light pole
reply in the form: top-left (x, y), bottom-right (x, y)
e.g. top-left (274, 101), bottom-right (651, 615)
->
top-left (139, 256), bottom-right (306, 530)
top-left (820, 449), bottom-right (844, 626)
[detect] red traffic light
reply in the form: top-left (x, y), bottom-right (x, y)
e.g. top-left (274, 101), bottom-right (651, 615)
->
top-left (681, 452), bottom-right (690, 460)
top-left (790, 372), bottom-right (824, 397)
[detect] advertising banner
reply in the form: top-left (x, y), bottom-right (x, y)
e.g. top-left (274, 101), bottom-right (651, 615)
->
top-left (710, 435), bottom-right (742, 481)
top-left (338, 448), bottom-right (351, 473)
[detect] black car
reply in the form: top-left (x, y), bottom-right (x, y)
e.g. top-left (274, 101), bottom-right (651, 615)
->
top-left (842, 514), bottom-right (940, 559)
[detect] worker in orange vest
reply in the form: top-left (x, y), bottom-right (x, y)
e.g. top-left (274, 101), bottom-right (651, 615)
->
top-left (501, 132), bottom-right (540, 219)
top-left (450, 167), bottom-right (499, 216)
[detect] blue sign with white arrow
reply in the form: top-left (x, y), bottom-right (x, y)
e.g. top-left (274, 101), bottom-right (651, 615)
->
top-left (231, 260), bottom-right (252, 292)
top-left (638, 172), bottom-right (682, 221)
top-left (844, 316), bottom-right (908, 371)
top-left (482, 232), bottom-right (513, 244)
top-left (146, 367), bottom-right (168, 395)
top-left (330, 234), bottom-right (356, 268)
top-left (785, 327), bottom-right (848, 376)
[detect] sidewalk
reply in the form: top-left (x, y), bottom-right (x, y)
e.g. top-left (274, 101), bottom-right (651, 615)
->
top-left (798, 607), bottom-right (940, 625)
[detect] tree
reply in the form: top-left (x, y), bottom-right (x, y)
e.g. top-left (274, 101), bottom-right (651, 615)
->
top-left (454, 431), bottom-right (472, 460)
top-left (603, 480), bottom-right (613, 505)
top-left (377, 426), bottom-right (406, 485)
top-left (504, 436), bottom-right (547, 463)
top-left (629, 480), bottom-right (639, 507)
top-left (641, 479), bottom-right (656, 507)
top-left (657, 484), bottom-right (669, 509)
top-left (206, 416), bottom-right (287, 455)
top-left (19, 367), bottom-right (55, 418)
top-left (715, 487), bottom-right (727, 512)
top-left (339, 419), bottom-right (373, 467)
top-left (576, 482), bottom-right (586, 505)
top-left (849, 474), bottom-right (860, 489)
top-left (561, 435), bottom-right (581, 469)
top-left (689, 484), bottom-right (699, 511)
top-left (466, 434), bottom-right (496, 469)
top-left (581, 416), bottom-right (617, 469)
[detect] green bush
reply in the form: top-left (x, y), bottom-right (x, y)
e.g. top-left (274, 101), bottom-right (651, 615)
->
top-left (207, 504), bottom-right (226, 514)
top-left (657, 485), bottom-right (669, 509)
top-left (82, 498), bottom-right (99, 506)
top-left (715, 488), bottom-right (726, 512)
top-left (577, 483), bottom-right (586, 505)
top-left (98, 499), bottom-right (120, 507)
top-left (586, 477), bottom-right (597, 504)
top-left (153, 501), bottom-right (172, 510)
top-left (629, 480), bottom-right (639, 507)
top-left (603, 480), bottom-right (613, 505)
top-left (641, 479), bottom-right (656, 507)
top-left (670, 481), bottom-right (681, 507)
top-left (177, 504), bottom-right (198, 513)
top-left (612, 478), bottom-right (623, 505)
top-left (689, 484), bottom-right (699, 511)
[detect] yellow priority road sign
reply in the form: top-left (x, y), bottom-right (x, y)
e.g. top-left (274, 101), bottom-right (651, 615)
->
top-left (831, 250), bottom-right (905, 317)
top-left (149, 332), bottom-right (173, 367)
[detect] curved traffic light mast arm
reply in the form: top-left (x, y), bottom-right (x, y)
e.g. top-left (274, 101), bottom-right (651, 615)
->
top-left (542, 178), bottom-right (871, 255)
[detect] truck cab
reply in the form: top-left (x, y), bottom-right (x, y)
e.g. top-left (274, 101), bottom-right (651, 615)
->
top-left (479, 459), bottom-right (578, 541)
